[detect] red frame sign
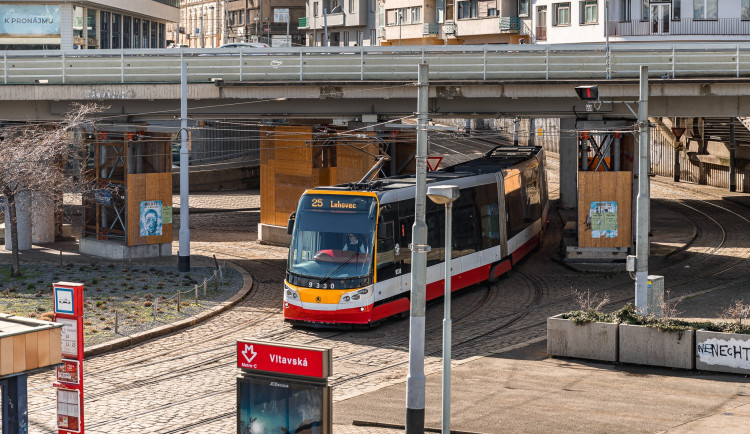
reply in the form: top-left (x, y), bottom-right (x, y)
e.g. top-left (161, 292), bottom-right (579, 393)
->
top-left (237, 340), bottom-right (331, 379)
top-left (54, 282), bottom-right (85, 434)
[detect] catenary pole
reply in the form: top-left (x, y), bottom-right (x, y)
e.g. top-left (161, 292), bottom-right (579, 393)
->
top-left (635, 65), bottom-right (649, 312)
top-left (406, 63), bottom-right (429, 434)
top-left (179, 60), bottom-right (191, 272)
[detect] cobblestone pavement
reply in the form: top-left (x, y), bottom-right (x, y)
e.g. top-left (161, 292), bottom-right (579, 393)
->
top-left (11, 163), bottom-right (750, 433)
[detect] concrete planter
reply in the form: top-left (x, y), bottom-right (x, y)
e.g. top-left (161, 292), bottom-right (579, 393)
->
top-left (619, 324), bottom-right (695, 370)
top-left (696, 330), bottom-right (750, 375)
top-left (547, 314), bottom-right (619, 362)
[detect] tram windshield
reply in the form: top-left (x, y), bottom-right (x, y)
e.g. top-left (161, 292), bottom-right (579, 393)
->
top-left (287, 194), bottom-right (377, 284)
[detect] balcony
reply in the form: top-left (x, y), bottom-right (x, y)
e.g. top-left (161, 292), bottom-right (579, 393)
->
top-left (299, 17), bottom-right (308, 29)
top-left (609, 18), bottom-right (750, 37)
top-left (499, 17), bottom-right (520, 33)
top-left (423, 22), bottom-right (438, 35)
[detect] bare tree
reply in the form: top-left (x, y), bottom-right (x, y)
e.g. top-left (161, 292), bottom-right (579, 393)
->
top-left (0, 104), bottom-right (101, 276)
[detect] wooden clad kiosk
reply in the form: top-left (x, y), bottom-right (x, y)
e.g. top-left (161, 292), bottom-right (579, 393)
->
top-left (79, 130), bottom-right (173, 260)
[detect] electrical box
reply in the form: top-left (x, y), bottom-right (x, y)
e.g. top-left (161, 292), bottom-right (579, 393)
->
top-left (626, 255), bottom-right (636, 272)
top-left (647, 275), bottom-right (664, 317)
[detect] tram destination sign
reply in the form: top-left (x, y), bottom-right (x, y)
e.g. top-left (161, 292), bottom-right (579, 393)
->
top-left (237, 340), bottom-right (332, 379)
top-left (304, 194), bottom-right (373, 212)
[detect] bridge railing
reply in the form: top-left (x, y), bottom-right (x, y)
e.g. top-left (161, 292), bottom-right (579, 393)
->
top-left (2, 43), bottom-right (750, 85)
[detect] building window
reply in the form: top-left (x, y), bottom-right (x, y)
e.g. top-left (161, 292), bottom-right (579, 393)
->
top-left (349, 0), bottom-right (355, 13)
top-left (580, 0), bottom-right (597, 24)
top-left (344, 31), bottom-right (350, 45)
top-left (274, 8), bottom-right (289, 22)
top-left (553, 2), bottom-right (570, 25)
top-left (314, 2), bottom-right (319, 17)
top-left (519, 0), bottom-right (529, 17)
top-left (143, 20), bottom-right (150, 48)
top-left (159, 23), bottom-right (166, 48)
top-left (112, 14), bottom-right (122, 49)
top-left (123, 16), bottom-right (132, 48)
top-left (411, 6), bottom-right (421, 23)
top-left (370, 28), bottom-right (376, 44)
top-left (641, 0), bottom-right (648, 20)
top-left (488, 7), bottom-right (498, 16)
top-left (151, 21), bottom-right (158, 48)
top-left (369, 0), bottom-right (376, 13)
top-left (331, 0), bottom-right (341, 13)
top-left (100, 11), bottom-right (111, 49)
top-left (694, 0), bottom-right (718, 19)
top-left (133, 17), bottom-right (141, 48)
top-left (674, 0), bottom-right (681, 19)
top-left (744, 0), bottom-right (750, 19)
top-left (357, 29), bottom-right (363, 45)
top-left (458, 0), bottom-right (478, 19)
top-left (537, 5), bottom-right (547, 25)
top-left (620, 0), bottom-right (630, 20)
top-left (87, 8), bottom-right (97, 48)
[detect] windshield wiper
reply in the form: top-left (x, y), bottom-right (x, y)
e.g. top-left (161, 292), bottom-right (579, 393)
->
top-left (319, 252), bottom-right (359, 285)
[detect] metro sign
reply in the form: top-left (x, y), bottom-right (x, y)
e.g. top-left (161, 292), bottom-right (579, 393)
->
top-left (237, 340), bottom-right (332, 379)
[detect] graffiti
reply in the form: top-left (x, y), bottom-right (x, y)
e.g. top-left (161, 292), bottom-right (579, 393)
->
top-left (697, 337), bottom-right (750, 370)
top-left (85, 88), bottom-right (136, 100)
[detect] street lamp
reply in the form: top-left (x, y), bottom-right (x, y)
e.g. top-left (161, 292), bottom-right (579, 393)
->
top-left (200, 12), bottom-right (205, 48)
top-left (426, 184), bottom-right (460, 434)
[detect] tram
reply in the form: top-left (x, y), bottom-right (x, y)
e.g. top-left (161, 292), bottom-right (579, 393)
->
top-left (284, 146), bottom-right (548, 326)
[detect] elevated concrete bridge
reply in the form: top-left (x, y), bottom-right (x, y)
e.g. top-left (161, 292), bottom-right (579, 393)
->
top-left (1, 43), bottom-right (750, 120)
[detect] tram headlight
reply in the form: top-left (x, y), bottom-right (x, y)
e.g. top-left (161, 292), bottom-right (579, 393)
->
top-left (339, 286), bottom-right (371, 304)
top-left (284, 284), bottom-right (299, 300)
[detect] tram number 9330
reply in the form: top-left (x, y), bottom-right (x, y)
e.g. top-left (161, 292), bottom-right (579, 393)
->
top-left (309, 281), bottom-right (334, 289)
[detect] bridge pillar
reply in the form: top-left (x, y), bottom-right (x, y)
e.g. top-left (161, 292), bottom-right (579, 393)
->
top-left (4, 191), bottom-right (32, 251)
top-left (559, 118), bottom-right (578, 209)
top-left (31, 193), bottom-right (55, 244)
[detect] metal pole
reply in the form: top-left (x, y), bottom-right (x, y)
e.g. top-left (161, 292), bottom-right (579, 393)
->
top-left (635, 65), bottom-right (649, 312)
top-left (179, 61), bottom-right (191, 272)
top-left (730, 118), bottom-right (737, 192)
top-left (399, 12), bottom-right (402, 46)
top-left (605, 0), bottom-right (610, 79)
top-left (442, 200), bottom-right (453, 434)
top-left (224, 0), bottom-right (229, 45)
top-left (286, 17), bottom-right (290, 46)
top-left (324, 9), bottom-right (328, 46)
top-left (244, 0), bottom-right (249, 41)
top-left (200, 13), bottom-right (205, 48)
top-left (406, 63), bottom-right (429, 434)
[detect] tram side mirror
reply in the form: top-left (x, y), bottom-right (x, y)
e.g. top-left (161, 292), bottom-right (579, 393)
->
top-left (287, 212), bottom-right (296, 235)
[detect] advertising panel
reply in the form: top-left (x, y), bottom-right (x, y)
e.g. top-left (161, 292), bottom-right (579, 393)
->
top-left (0, 4), bottom-right (60, 36)
top-left (237, 376), bottom-right (331, 434)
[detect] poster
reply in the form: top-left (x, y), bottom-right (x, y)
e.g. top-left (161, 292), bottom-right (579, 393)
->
top-left (237, 377), bottom-right (326, 434)
top-left (590, 201), bottom-right (618, 238)
top-left (162, 205), bottom-right (172, 224)
top-left (0, 5), bottom-right (60, 36)
top-left (139, 200), bottom-right (163, 236)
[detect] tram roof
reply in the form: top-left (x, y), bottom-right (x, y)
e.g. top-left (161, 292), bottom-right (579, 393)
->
top-left (315, 145), bottom-right (542, 194)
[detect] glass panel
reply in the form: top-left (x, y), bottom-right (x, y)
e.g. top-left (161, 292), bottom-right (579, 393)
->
top-left (133, 17), bottom-right (141, 48)
top-left (288, 195), bottom-right (377, 282)
top-left (87, 9), bottom-right (97, 48)
top-left (112, 14), bottom-right (121, 49)
top-left (123, 16), bottom-right (132, 48)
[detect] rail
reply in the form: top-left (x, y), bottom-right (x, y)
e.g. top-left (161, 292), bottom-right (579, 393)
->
top-left (2, 42), bottom-right (750, 85)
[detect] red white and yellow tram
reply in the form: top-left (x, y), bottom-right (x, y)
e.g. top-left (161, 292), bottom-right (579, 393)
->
top-left (283, 146), bottom-right (548, 326)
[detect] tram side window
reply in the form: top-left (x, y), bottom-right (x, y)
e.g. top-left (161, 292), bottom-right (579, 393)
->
top-left (522, 166), bottom-right (542, 223)
top-left (377, 220), bottom-right (395, 269)
top-left (505, 174), bottom-right (527, 238)
top-left (452, 203), bottom-right (477, 258)
top-left (399, 215), bottom-right (414, 269)
top-left (475, 183), bottom-right (501, 249)
top-left (426, 210), bottom-right (445, 267)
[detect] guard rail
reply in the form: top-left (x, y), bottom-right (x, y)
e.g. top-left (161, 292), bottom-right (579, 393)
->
top-left (1, 42), bottom-right (750, 85)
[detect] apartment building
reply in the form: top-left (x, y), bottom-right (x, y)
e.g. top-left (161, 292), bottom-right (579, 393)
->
top-left (300, 0), bottom-right (379, 46)
top-left (533, 0), bottom-right (750, 44)
top-left (225, 0), bottom-right (305, 46)
top-left (0, 1), bottom-right (179, 50)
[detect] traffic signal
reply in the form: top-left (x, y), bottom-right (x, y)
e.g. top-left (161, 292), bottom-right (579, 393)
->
top-left (575, 85), bottom-right (599, 101)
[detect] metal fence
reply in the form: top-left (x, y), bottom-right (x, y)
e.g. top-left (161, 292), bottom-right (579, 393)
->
top-left (3, 42), bottom-right (750, 84)
top-left (651, 131), bottom-right (750, 193)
